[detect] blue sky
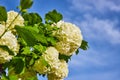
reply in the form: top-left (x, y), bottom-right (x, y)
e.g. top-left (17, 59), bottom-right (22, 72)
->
top-left (0, 0), bottom-right (120, 80)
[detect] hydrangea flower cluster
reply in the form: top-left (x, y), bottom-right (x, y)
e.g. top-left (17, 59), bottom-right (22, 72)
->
top-left (0, 10), bottom-right (84, 80)
top-left (33, 47), bottom-right (69, 80)
top-left (32, 20), bottom-right (83, 79)
top-left (1, 11), bottom-right (24, 30)
top-left (0, 11), bottom-right (23, 63)
top-left (0, 11), bottom-right (24, 64)
top-left (54, 21), bottom-right (83, 56)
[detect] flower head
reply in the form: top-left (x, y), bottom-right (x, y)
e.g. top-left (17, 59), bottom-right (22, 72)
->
top-left (0, 24), bottom-right (5, 36)
top-left (33, 47), bottom-right (59, 74)
top-left (33, 56), bottom-right (50, 74)
top-left (47, 60), bottom-right (68, 80)
top-left (1, 10), bottom-right (24, 30)
top-left (55, 21), bottom-right (83, 56)
top-left (0, 48), bottom-right (12, 63)
top-left (0, 25), bottom-right (19, 63)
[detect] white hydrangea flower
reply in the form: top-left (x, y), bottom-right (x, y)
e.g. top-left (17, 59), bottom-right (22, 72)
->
top-left (47, 60), bottom-right (68, 80)
top-left (33, 47), bottom-right (59, 74)
top-left (43, 47), bottom-right (60, 72)
top-left (0, 31), bottom-right (19, 53)
top-left (55, 41), bottom-right (70, 54)
top-left (43, 47), bottom-right (59, 63)
top-left (0, 48), bottom-right (12, 63)
top-left (53, 60), bottom-right (68, 78)
top-left (1, 10), bottom-right (24, 30)
top-left (55, 21), bottom-right (83, 56)
top-left (0, 24), bottom-right (5, 36)
top-left (33, 56), bottom-right (50, 74)
top-left (0, 25), bottom-right (19, 63)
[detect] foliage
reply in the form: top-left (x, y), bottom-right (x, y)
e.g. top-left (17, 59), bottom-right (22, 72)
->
top-left (80, 40), bottom-right (89, 50)
top-left (0, 6), bottom-right (7, 22)
top-left (45, 9), bottom-right (63, 23)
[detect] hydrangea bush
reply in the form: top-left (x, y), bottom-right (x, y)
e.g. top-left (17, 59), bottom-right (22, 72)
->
top-left (0, 0), bottom-right (88, 80)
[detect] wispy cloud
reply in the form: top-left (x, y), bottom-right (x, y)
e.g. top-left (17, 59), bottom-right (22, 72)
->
top-left (68, 0), bottom-right (120, 13)
top-left (64, 0), bottom-right (120, 45)
top-left (66, 47), bottom-right (120, 80)
top-left (69, 46), bottom-right (120, 68)
top-left (64, 13), bottom-right (120, 44)
top-left (63, 0), bottom-right (120, 80)
top-left (78, 14), bottom-right (120, 44)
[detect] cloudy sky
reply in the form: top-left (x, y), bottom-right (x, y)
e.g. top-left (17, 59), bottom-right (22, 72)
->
top-left (0, 0), bottom-right (120, 80)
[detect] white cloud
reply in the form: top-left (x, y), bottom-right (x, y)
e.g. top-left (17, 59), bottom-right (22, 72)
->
top-left (65, 0), bottom-right (120, 44)
top-left (67, 48), bottom-right (120, 80)
top-left (72, 14), bottom-right (120, 44)
top-left (68, 47), bottom-right (119, 69)
top-left (64, 0), bottom-right (120, 80)
top-left (65, 38), bottom-right (120, 80)
top-left (68, 0), bottom-right (120, 12)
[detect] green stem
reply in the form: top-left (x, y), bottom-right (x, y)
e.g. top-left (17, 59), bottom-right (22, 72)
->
top-left (0, 11), bottom-right (21, 39)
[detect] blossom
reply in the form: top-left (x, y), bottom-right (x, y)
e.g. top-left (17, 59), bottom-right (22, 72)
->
top-left (0, 48), bottom-right (12, 64)
top-left (55, 21), bottom-right (83, 56)
top-left (0, 25), bottom-right (19, 63)
top-left (43, 47), bottom-right (59, 64)
top-left (0, 31), bottom-right (19, 53)
top-left (33, 47), bottom-right (59, 74)
top-left (0, 24), bottom-right (5, 36)
top-left (1, 10), bottom-right (24, 30)
top-left (47, 60), bottom-right (68, 80)
top-left (33, 56), bottom-right (50, 74)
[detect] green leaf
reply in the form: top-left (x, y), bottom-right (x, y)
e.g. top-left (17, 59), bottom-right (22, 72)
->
top-left (33, 44), bottom-right (46, 53)
top-left (0, 6), bottom-right (7, 22)
top-left (24, 25), bottom-right (39, 33)
top-left (35, 34), bottom-right (47, 44)
top-left (23, 26), bottom-right (48, 44)
top-left (15, 26), bottom-right (37, 46)
top-left (23, 13), bottom-right (42, 25)
top-left (9, 75), bottom-right (18, 80)
top-left (59, 54), bottom-right (72, 63)
top-left (21, 46), bottom-right (31, 55)
top-left (0, 45), bottom-right (14, 55)
top-left (80, 40), bottom-right (89, 50)
top-left (12, 57), bottom-right (25, 74)
top-left (45, 9), bottom-right (63, 23)
top-left (29, 58), bottom-right (35, 66)
top-left (31, 52), bottom-right (38, 59)
top-left (47, 37), bottom-right (57, 46)
top-left (40, 56), bottom-right (49, 67)
top-left (75, 49), bottom-right (79, 55)
top-left (20, 0), bottom-right (33, 10)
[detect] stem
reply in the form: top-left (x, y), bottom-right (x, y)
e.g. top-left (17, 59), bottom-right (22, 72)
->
top-left (0, 10), bottom-right (21, 39)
